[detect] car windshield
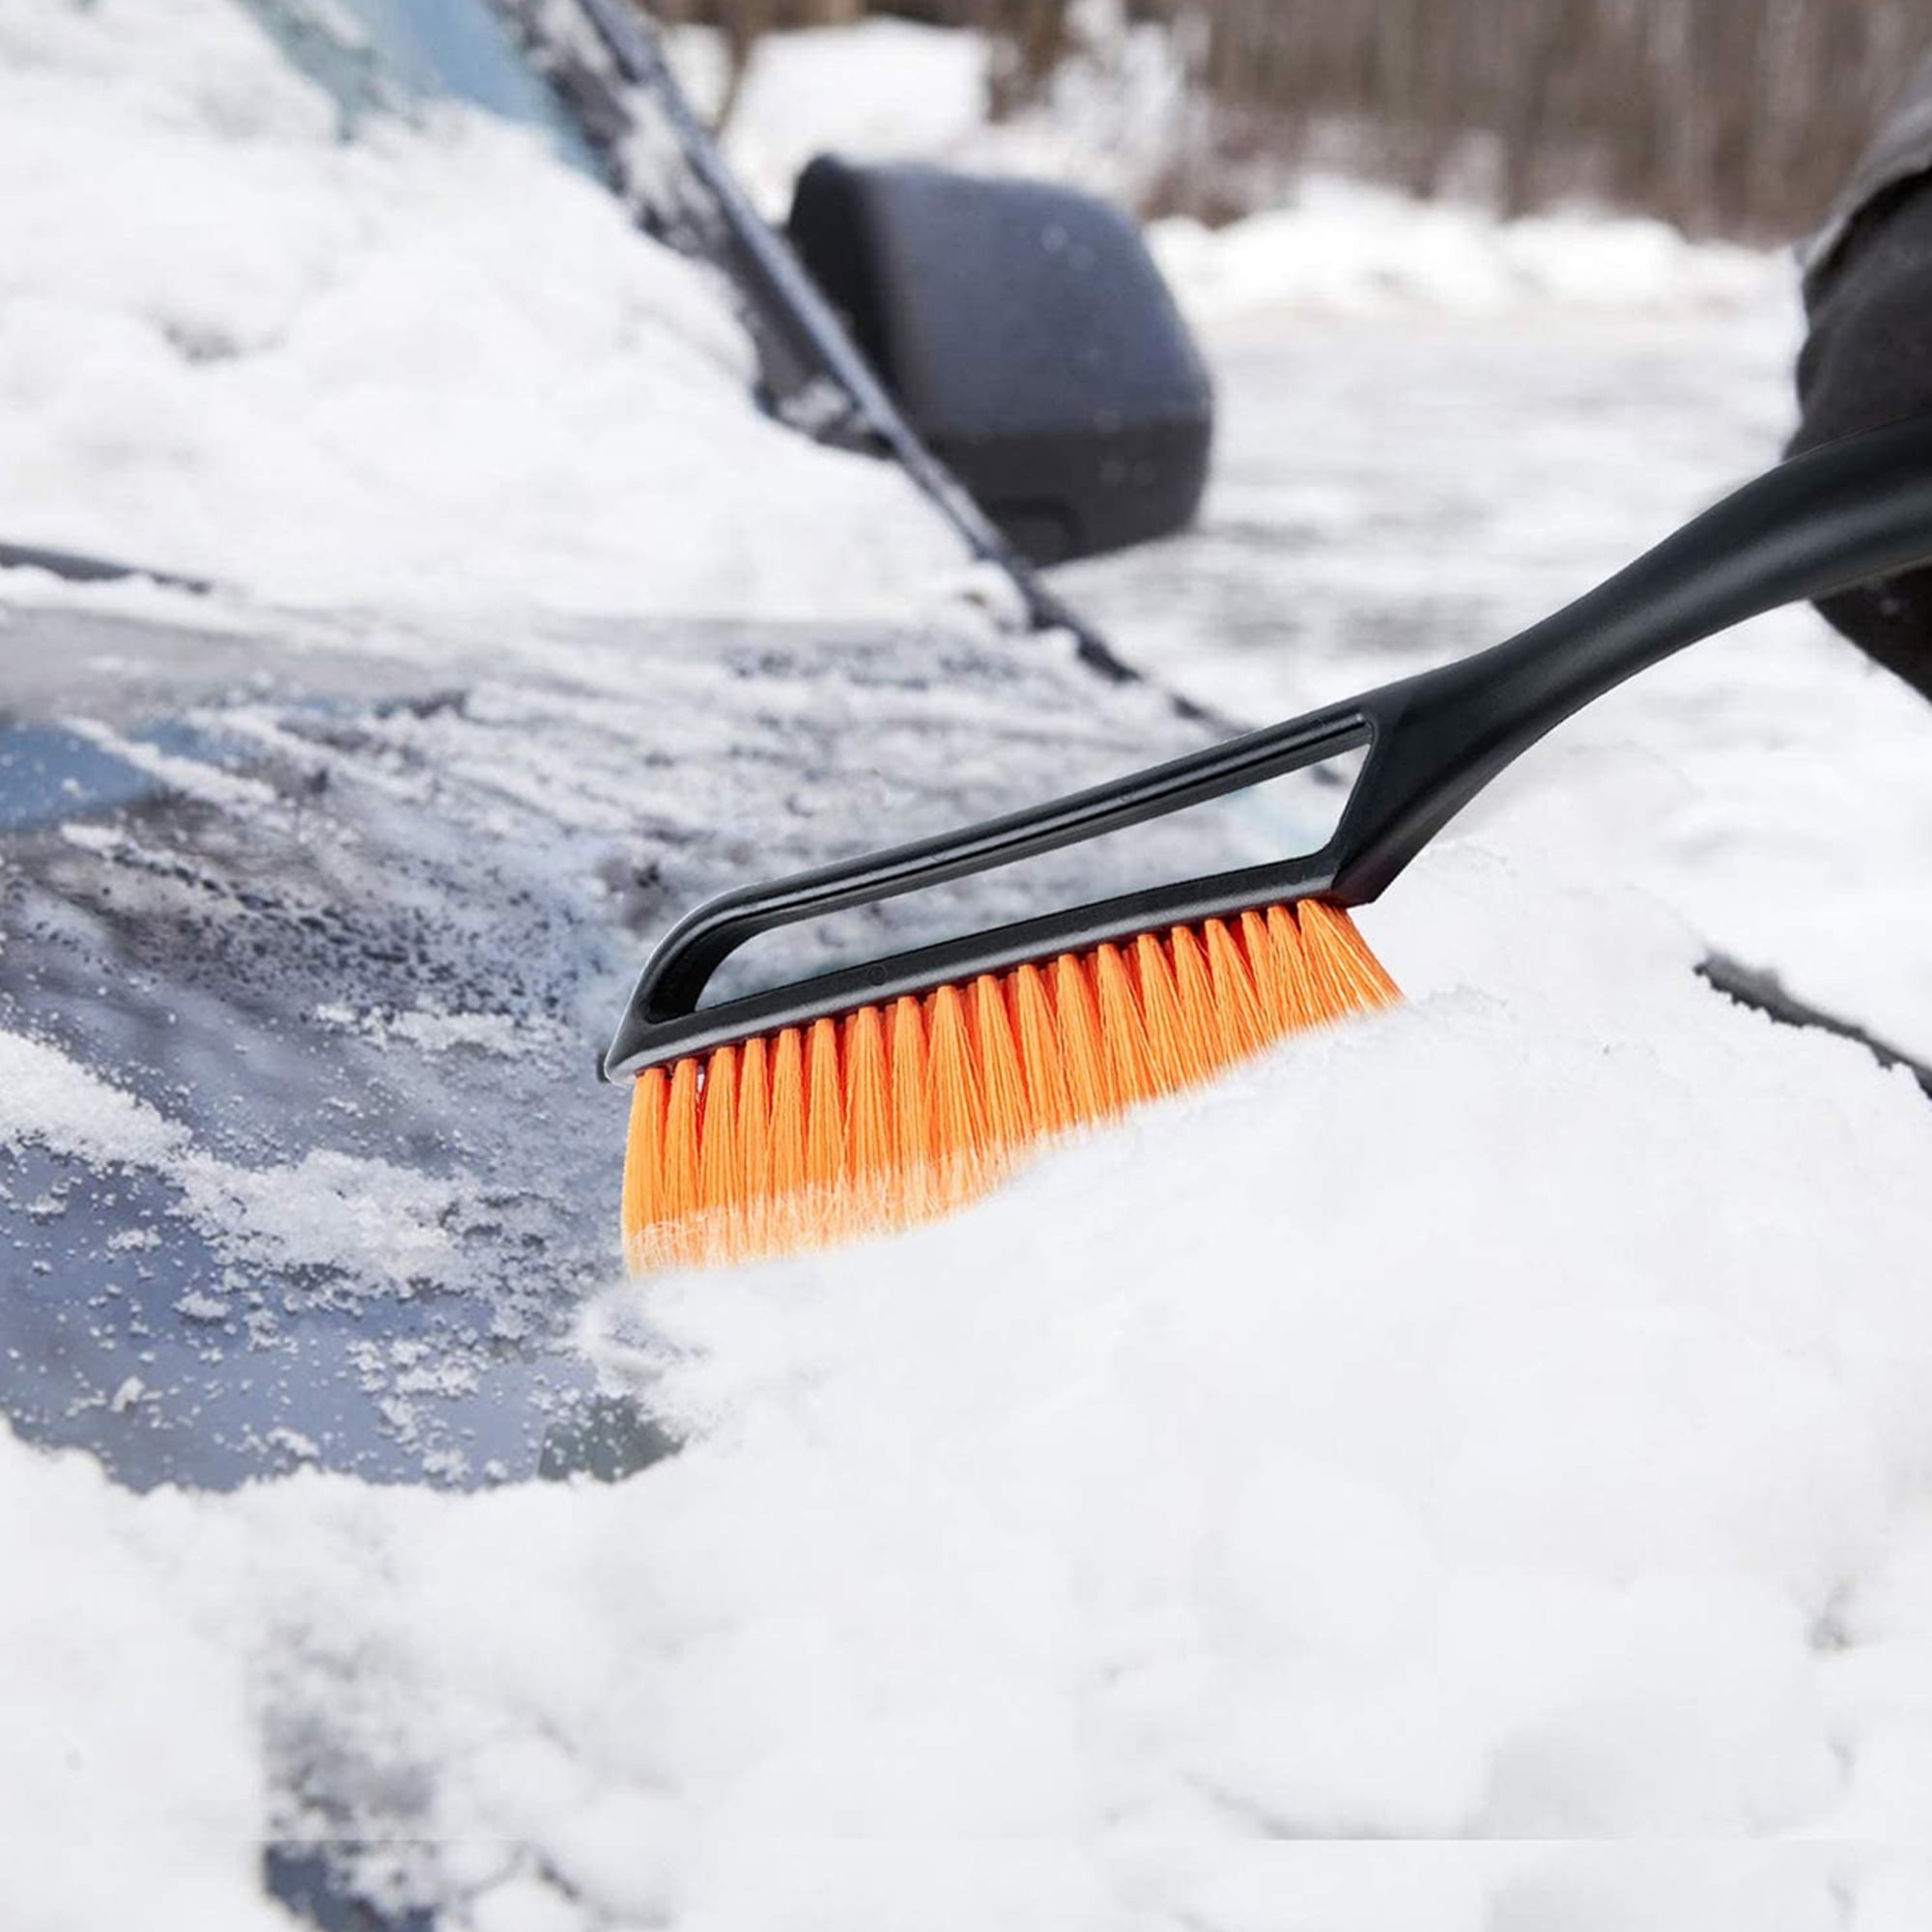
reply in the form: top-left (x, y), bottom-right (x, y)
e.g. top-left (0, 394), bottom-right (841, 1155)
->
top-left (0, 0), bottom-right (1251, 1506)
top-left (236, 0), bottom-right (600, 172)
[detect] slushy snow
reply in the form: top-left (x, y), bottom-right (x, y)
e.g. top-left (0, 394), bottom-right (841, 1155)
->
top-left (4, 3), bottom-right (1932, 1928)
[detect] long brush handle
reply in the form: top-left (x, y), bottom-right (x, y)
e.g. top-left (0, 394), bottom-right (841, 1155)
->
top-left (1331, 412), bottom-right (1932, 898)
top-left (607, 413), bottom-right (1932, 1077)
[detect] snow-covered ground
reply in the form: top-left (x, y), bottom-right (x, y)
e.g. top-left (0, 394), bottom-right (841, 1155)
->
top-left (684, 14), bottom-right (1781, 322)
top-left (5, 5), bottom-right (1932, 1929)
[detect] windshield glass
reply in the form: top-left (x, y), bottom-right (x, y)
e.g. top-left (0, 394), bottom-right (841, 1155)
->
top-left (0, 0), bottom-right (1075, 1502)
top-left (235, 0), bottom-right (600, 172)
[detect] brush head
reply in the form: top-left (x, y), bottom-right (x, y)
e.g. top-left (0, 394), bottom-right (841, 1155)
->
top-left (621, 900), bottom-right (1398, 1272)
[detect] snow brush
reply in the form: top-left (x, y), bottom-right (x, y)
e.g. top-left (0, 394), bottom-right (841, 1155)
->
top-left (605, 415), bottom-right (1932, 1270)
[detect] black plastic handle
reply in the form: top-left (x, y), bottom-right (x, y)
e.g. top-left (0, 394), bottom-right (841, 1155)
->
top-left (1331, 411), bottom-right (1932, 899)
top-left (606, 413), bottom-right (1932, 1078)
top-left (603, 702), bottom-right (1372, 1073)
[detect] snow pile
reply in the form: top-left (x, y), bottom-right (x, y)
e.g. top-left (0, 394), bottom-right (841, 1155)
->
top-left (10, 843), bottom-right (1932, 1925)
top-left (672, 13), bottom-right (993, 211)
top-left (0, 0), bottom-right (959, 617)
top-left (1148, 183), bottom-right (1780, 324)
top-left (0, 1448), bottom-right (271, 1928)
top-left (700, 14), bottom-right (1782, 323)
top-left (685, 8), bottom-right (1189, 225)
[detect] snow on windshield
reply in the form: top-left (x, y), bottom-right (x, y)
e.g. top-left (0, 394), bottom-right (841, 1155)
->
top-left (13, 838), bottom-right (1932, 1928)
top-left (0, 0), bottom-right (964, 620)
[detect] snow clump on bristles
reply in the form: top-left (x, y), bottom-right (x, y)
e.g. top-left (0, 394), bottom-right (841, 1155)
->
top-left (621, 899), bottom-right (1398, 1271)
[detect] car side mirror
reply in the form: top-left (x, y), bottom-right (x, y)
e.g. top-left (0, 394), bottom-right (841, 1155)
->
top-left (786, 156), bottom-right (1213, 567)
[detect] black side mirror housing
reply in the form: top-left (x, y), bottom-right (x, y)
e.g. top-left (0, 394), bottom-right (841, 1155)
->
top-left (786, 156), bottom-right (1213, 567)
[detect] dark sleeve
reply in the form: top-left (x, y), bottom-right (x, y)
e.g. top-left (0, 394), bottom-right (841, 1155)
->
top-left (1793, 53), bottom-right (1932, 699)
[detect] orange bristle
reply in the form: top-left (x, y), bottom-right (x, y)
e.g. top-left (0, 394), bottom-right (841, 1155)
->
top-left (1009, 962), bottom-right (1071, 1133)
top-left (648, 1057), bottom-right (701, 1268)
top-left (1204, 917), bottom-right (1269, 1061)
top-left (1131, 931), bottom-right (1203, 1094)
top-left (696, 1041), bottom-right (739, 1215)
top-left (1052, 948), bottom-right (1118, 1120)
top-left (1299, 898), bottom-right (1400, 1015)
top-left (1093, 942), bottom-right (1158, 1104)
top-left (926, 982), bottom-right (989, 1204)
top-left (889, 994), bottom-right (933, 1220)
top-left (970, 975), bottom-right (1031, 1152)
top-left (842, 1005), bottom-right (892, 1185)
top-left (622, 902), bottom-right (1400, 1270)
top-left (804, 1017), bottom-right (845, 1188)
top-left (1237, 909), bottom-right (1285, 1031)
top-left (768, 1027), bottom-right (808, 1191)
top-left (736, 1033), bottom-right (773, 1255)
top-left (1166, 923), bottom-right (1221, 1057)
top-left (1264, 904), bottom-right (1316, 1029)
top-left (620, 1065), bottom-right (668, 1270)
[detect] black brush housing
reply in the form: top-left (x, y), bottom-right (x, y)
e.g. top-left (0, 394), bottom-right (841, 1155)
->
top-left (605, 415), bottom-right (1932, 1082)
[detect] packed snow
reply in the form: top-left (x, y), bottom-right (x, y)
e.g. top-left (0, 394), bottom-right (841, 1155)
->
top-left (4, 3), bottom-right (1932, 1929)
top-left (0, 0), bottom-right (963, 619)
top-left (1144, 187), bottom-right (1778, 325)
top-left (13, 848), bottom-right (1932, 1926)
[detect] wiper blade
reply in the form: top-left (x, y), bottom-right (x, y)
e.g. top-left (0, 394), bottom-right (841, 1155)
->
top-left (0, 539), bottom-right (212, 596)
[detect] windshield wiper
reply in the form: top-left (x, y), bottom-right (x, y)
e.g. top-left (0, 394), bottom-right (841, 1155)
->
top-left (0, 540), bottom-right (212, 596)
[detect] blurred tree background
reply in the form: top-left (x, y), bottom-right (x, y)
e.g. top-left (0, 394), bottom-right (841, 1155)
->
top-left (647, 0), bottom-right (1926, 241)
